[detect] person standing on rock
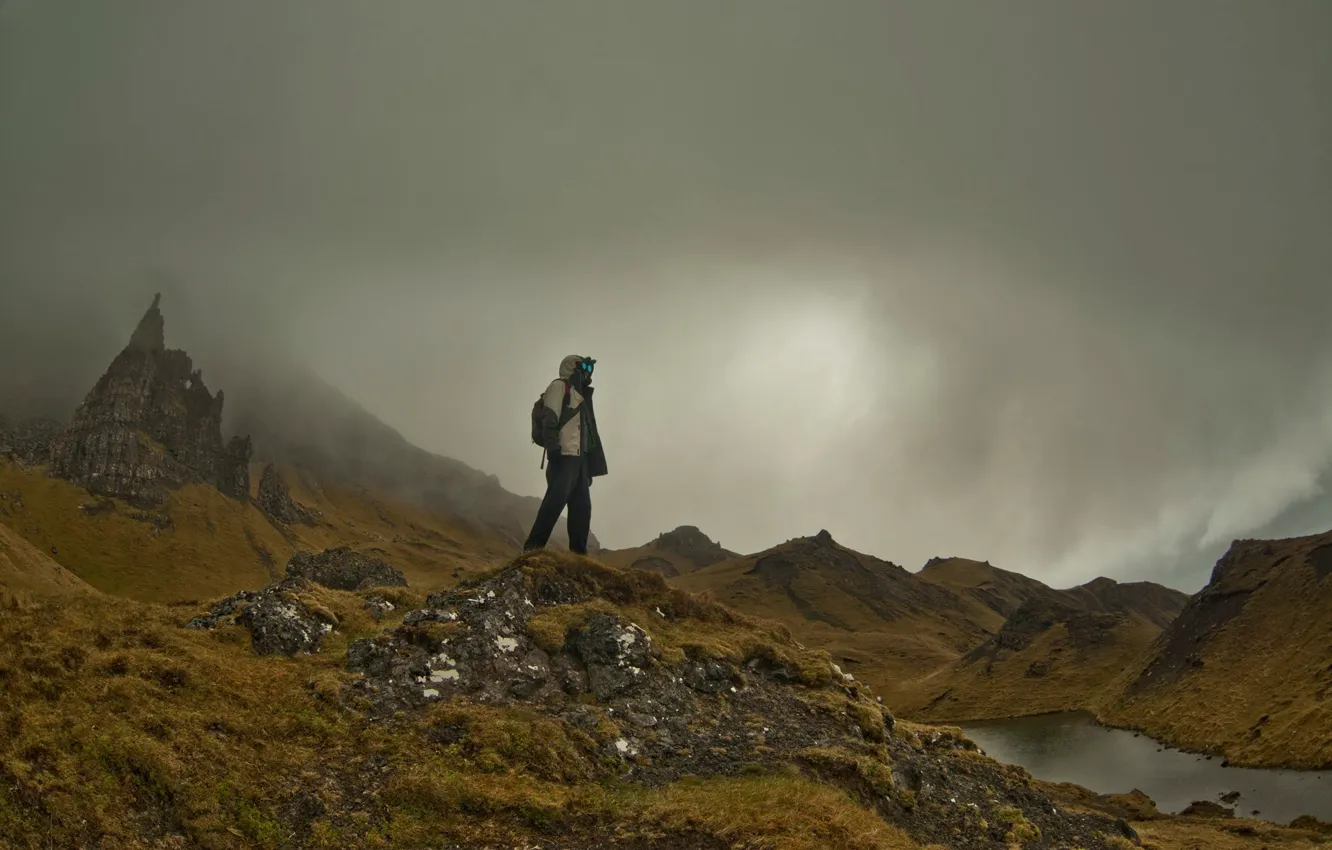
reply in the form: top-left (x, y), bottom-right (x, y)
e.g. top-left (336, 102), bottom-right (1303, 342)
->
top-left (524, 354), bottom-right (607, 555)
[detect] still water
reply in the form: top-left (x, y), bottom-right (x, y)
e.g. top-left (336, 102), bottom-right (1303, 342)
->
top-left (956, 711), bottom-right (1332, 825)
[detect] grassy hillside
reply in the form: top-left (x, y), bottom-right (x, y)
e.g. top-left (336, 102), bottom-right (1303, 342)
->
top-left (2, 549), bottom-right (1318, 849)
top-left (673, 532), bottom-right (1002, 706)
top-left (894, 599), bottom-right (1166, 721)
top-left (917, 557), bottom-right (1057, 620)
top-left (1099, 530), bottom-right (1332, 769)
top-left (681, 547), bottom-right (1189, 720)
top-left (0, 521), bottom-right (94, 608)
top-left (0, 550), bottom-right (1182, 850)
top-left (900, 563), bottom-right (1188, 722)
top-left (0, 459), bottom-right (513, 604)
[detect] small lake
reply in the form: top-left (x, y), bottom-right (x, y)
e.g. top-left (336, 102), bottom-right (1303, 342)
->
top-left (956, 711), bottom-right (1332, 825)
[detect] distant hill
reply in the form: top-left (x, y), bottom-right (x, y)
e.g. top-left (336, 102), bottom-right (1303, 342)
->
top-left (673, 530), bottom-right (1002, 704)
top-left (901, 559), bottom-right (1188, 721)
top-left (600, 525), bottom-right (737, 578)
top-left (676, 544), bottom-right (1189, 716)
top-left (918, 557), bottom-right (1188, 627)
top-left (917, 556), bottom-right (1059, 620)
top-left (1100, 529), bottom-right (1332, 769)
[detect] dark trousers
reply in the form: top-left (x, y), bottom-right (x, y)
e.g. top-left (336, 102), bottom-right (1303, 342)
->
top-left (523, 453), bottom-right (591, 555)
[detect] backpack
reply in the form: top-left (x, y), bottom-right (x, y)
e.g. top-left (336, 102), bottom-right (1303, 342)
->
top-left (530, 381), bottom-right (572, 446)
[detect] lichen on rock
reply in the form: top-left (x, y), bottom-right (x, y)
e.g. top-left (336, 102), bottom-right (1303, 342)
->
top-left (184, 577), bottom-right (334, 656)
top-left (343, 552), bottom-right (1144, 849)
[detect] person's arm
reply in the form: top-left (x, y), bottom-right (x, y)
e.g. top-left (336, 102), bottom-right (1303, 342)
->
top-left (540, 380), bottom-right (565, 452)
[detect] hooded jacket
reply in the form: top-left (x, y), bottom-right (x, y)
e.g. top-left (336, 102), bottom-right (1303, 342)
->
top-left (542, 354), bottom-right (608, 477)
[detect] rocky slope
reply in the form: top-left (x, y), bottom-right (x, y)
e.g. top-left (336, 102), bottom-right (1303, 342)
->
top-left (600, 525), bottom-right (738, 578)
top-left (256, 462), bottom-right (321, 526)
top-left (1100, 529), bottom-right (1332, 769)
top-left (47, 294), bottom-right (252, 506)
top-left (0, 550), bottom-right (1152, 849)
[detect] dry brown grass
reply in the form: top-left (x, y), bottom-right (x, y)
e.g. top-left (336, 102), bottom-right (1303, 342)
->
top-left (520, 552), bottom-right (837, 687)
top-left (0, 460), bottom-right (512, 606)
top-left (0, 567), bottom-right (928, 849)
top-left (1131, 817), bottom-right (1332, 849)
top-left (672, 551), bottom-right (999, 707)
top-left (0, 521), bottom-right (94, 609)
top-left (893, 618), bottom-right (1164, 722)
top-left (1099, 531), bottom-right (1332, 769)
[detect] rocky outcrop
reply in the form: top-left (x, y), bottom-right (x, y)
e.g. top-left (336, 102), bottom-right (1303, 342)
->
top-left (47, 295), bottom-right (251, 506)
top-left (364, 595), bottom-right (396, 622)
top-left (969, 598), bottom-right (1124, 662)
top-left (256, 463), bottom-right (320, 526)
top-left (1180, 800), bottom-right (1235, 818)
top-left (0, 417), bottom-right (62, 465)
top-left (285, 546), bottom-right (407, 591)
top-left (344, 554), bottom-right (1142, 849)
top-left (649, 525), bottom-right (733, 569)
top-left (184, 577), bottom-right (334, 656)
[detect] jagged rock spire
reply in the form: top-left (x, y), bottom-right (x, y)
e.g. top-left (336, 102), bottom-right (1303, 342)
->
top-left (48, 294), bottom-right (251, 505)
top-left (127, 293), bottom-right (165, 352)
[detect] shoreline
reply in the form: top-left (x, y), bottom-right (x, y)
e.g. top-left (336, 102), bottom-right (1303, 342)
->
top-left (909, 706), bottom-right (1331, 773)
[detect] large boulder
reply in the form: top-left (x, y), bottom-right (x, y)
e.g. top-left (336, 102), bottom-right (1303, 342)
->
top-left (285, 546), bottom-right (407, 591)
top-left (256, 463), bottom-right (320, 526)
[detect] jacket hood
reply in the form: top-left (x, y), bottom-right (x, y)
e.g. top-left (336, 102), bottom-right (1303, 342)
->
top-left (558, 354), bottom-right (584, 381)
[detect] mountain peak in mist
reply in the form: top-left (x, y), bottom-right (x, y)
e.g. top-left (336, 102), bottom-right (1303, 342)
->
top-left (128, 293), bottom-right (165, 353)
top-left (46, 294), bottom-right (251, 505)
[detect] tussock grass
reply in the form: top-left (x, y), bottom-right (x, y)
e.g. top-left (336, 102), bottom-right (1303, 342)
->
top-left (517, 552), bottom-right (837, 687)
top-left (1132, 818), bottom-right (1332, 850)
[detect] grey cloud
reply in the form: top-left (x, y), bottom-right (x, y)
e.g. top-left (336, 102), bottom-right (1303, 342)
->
top-left (2, 0), bottom-right (1329, 592)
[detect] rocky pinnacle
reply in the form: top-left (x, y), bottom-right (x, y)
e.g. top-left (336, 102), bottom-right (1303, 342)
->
top-left (47, 294), bottom-right (251, 505)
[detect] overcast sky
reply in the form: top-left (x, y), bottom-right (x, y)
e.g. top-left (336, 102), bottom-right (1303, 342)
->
top-left (2, 0), bottom-right (1329, 592)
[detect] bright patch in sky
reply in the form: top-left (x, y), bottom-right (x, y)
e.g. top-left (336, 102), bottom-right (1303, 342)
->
top-left (722, 295), bottom-right (876, 458)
